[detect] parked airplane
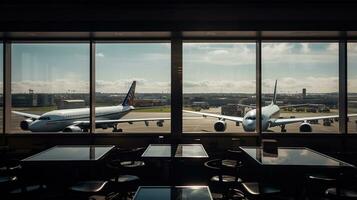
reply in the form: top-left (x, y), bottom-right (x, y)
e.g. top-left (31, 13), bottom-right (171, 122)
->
top-left (13, 81), bottom-right (169, 132)
top-left (184, 80), bottom-right (357, 132)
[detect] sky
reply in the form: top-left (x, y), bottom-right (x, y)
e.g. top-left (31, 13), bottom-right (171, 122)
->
top-left (5, 42), bottom-right (357, 94)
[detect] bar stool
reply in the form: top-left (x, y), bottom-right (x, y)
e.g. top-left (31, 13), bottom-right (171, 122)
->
top-left (204, 159), bottom-right (243, 199)
top-left (241, 182), bottom-right (281, 200)
top-left (305, 174), bottom-right (337, 199)
top-left (69, 181), bottom-right (108, 200)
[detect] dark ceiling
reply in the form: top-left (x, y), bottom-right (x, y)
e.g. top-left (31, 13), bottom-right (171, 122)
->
top-left (0, 1), bottom-right (357, 32)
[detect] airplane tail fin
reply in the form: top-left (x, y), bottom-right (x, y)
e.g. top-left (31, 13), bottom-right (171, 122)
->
top-left (122, 81), bottom-right (136, 106)
top-left (272, 80), bottom-right (277, 105)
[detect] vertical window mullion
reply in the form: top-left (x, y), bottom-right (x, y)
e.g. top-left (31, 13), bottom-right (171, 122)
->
top-left (90, 41), bottom-right (96, 134)
top-left (256, 39), bottom-right (262, 142)
top-left (3, 41), bottom-right (11, 135)
top-left (339, 37), bottom-right (348, 134)
top-left (171, 32), bottom-right (183, 138)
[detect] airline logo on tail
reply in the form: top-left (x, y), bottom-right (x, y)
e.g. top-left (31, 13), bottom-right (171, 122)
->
top-left (122, 81), bottom-right (136, 106)
top-left (272, 80), bottom-right (278, 105)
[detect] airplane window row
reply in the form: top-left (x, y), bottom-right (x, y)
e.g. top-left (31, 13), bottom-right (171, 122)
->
top-left (0, 42), bottom-right (356, 134)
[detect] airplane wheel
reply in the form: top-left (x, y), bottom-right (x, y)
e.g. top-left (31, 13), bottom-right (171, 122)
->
top-left (112, 128), bottom-right (123, 133)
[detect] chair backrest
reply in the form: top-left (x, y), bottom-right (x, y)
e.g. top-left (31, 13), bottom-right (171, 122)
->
top-left (262, 139), bottom-right (278, 156)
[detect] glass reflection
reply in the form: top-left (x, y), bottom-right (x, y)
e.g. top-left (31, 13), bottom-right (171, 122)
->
top-left (22, 145), bottom-right (114, 161)
top-left (134, 186), bottom-right (212, 200)
top-left (241, 147), bottom-right (352, 166)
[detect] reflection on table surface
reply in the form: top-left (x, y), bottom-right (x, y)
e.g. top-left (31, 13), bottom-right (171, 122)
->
top-left (175, 144), bottom-right (208, 158)
top-left (240, 146), bottom-right (354, 167)
top-left (141, 144), bottom-right (208, 158)
top-left (22, 145), bottom-right (115, 161)
top-left (133, 186), bottom-right (213, 200)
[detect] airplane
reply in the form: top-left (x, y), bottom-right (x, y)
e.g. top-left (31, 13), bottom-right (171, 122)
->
top-left (184, 80), bottom-right (357, 133)
top-left (12, 81), bottom-right (170, 133)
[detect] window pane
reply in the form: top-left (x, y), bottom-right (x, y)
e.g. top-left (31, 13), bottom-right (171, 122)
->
top-left (348, 43), bottom-right (357, 133)
top-left (262, 42), bottom-right (339, 133)
top-left (183, 43), bottom-right (256, 133)
top-left (11, 43), bottom-right (90, 133)
top-left (95, 43), bottom-right (170, 133)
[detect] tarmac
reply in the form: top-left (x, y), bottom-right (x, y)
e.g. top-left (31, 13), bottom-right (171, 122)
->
top-left (8, 107), bottom-right (357, 133)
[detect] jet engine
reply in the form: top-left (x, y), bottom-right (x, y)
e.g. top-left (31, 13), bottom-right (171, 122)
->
top-left (214, 120), bottom-right (227, 132)
top-left (20, 119), bottom-right (33, 130)
top-left (299, 122), bottom-right (312, 132)
top-left (63, 125), bottom-right (83, 132)
top-left (157, 120), bottom-right (164, 127)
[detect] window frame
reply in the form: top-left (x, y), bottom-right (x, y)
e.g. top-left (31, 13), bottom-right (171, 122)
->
top-left (0, 32), bottom-right (351, 138)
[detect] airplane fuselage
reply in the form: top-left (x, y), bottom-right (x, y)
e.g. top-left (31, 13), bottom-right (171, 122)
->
top-left (241, 103), bottom-right (280, 132)
top-left (28, 105), bottom-right (133, 132)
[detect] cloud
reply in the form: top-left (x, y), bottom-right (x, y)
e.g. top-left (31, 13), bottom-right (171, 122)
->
top-left (96, 52), bottom-right (105, 57)
top-left (184, 80), bottom-right (256, 93)
top-left (11, 78), bottom-right (171, 94)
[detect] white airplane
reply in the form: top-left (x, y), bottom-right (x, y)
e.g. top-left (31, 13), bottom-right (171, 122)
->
top-left (13, 81), bottom-right (170, 132)
top-left (184, 80), bottom-right (357, 132)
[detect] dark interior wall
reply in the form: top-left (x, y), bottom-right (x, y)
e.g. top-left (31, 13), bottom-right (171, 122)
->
top-left (1, 1), bottom-right (357, 31)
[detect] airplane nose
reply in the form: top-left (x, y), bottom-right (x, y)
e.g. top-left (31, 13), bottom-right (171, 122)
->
top-left (243, 120), bottom-right (256, 132)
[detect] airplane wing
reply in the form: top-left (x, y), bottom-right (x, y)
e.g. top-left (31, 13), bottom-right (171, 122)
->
top-left (279, 103), bottom-right (319, 109)
top-left (237, 104), bottom-right (256, 109)
top-left (12, 111), bottom-right (40, 119)
top-left (183, 110), bottom-right (243, 122)
top-left (73, 117), bottom-right (170, 126)
top-left (271, 114), bottom-right (357, 126)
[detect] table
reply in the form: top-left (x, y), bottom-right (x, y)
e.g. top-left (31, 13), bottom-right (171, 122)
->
top-left (141, 144), bottom-right (208, 185)
top-left (21, 145), bottom-right (115, 182)
top-left (133, 186), bottom-right (213, 200)
top-left (22, 145), bottom-right (115, 164)
top-left (240, 146), bottom-right (356, 197)
top-left (240, 146), bottom-right (354, 168)
top-left (142, 144), bottom-right (208, 158)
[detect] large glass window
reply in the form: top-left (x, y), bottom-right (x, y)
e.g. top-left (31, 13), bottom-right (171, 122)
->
top-left (95, 43), bottom-right (170, 133)
top-left (262, 42), bottom-right (339, 133)
top-left (183, 43), bottom-right (256, 133)
top-left (348, 43), bottom-right (357, 133)
top-left (11, 43), bottom-right (90, 133)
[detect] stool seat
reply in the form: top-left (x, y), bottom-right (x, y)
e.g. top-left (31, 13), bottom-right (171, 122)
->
top-left (0, 176), bottom-right (17, 183)
top-left (308, 174), bottom-right (337, 182)
top-left (222, 159), bottom-right (242, 168)
top-left (10, 184), bottom-right (47, 194)
top-left (70, 181), bottom-right (108, 193)
top-left (325, 187), bottom-right (357, 198)
top-left (120, 161), bottom-right (145, 168)
top-left (242, 182), bottom-right (281, 196)
top-left (111, 175), bottom-right (140, 183)
top-left (210, 175), bottom-right (242, 183)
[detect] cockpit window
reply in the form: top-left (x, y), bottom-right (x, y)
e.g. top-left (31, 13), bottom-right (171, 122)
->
top-left (39, 116), bottom-right (50, 120)
top-left (246, 116), bottom-right (256, 120)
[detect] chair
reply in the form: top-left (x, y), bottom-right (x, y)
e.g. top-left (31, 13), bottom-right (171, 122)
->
top-left (204, 159), bottom-right (243, 199)
top-left (324, 172), bottom-right (357, 200)
top-left (69, 181), bottom-right (108, 200)
top-left (105, 147), bottom-right (145, 199)
top-left (241, 182), bottom-right (281, 200)
top-left (304, 174), bottom-right (337, 199)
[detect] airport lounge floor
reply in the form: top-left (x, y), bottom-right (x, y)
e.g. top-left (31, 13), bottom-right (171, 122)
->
top-left (2, 144), bottom-right (357, 200)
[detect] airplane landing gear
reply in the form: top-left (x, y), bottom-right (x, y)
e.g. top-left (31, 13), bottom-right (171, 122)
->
top-left (280, 124), bottom-right (286, 132)
top-left (112, 125), bottom-right (123, 133)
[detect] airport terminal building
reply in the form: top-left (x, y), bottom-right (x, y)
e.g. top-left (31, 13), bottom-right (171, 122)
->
top-left (2, 0), bottom-right (357, 199)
